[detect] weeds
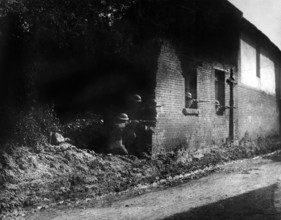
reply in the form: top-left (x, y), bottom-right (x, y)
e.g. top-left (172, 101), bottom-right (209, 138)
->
top-left (13, 105), bottom-right (60, 149)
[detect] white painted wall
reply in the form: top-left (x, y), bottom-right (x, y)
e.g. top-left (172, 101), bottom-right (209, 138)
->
top-left (260, 53), bottom-right (276, 94)
top-left (240, 38), bottom-right (259, 88)
top-left (240, 38), bottom-right (276, 95)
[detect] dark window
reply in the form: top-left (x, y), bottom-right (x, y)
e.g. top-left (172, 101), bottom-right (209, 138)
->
top-left (185, 69), bottom-right (197, 109)
top-left (215, 70), bottom-right (225, 115)
top-left (256, 46), bottom-right (260, 78)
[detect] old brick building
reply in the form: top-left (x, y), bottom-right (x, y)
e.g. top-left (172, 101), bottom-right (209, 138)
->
top-left (110, 0), bottom-right (281, 154)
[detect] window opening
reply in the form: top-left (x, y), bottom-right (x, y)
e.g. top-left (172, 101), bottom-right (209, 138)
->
top-left (185, 68), bottom-right (197, 109)
top-left (215, 69), bottom-right (225, 115)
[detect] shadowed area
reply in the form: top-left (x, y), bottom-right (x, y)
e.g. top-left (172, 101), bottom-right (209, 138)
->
top-left (163, 183), bottom-right (281, 220)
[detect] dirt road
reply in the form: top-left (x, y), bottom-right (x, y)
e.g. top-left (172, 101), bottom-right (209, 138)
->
top-left (26, 153), bottom-right (281, 220)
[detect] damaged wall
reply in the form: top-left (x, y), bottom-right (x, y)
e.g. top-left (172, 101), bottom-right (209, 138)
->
top-left (119, 0), bottom-right (242, 154)
top-left (152, 42), bottom-right (233, 154)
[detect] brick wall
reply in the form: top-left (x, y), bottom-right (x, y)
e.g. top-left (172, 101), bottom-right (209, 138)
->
top-left (152, 42), bottom-right (234, 154)
top-left (237, 84), bottom-right (279, 139)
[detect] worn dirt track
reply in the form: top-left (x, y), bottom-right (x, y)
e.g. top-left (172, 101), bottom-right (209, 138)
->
top-left (25, 154), bottom-right (281, 220)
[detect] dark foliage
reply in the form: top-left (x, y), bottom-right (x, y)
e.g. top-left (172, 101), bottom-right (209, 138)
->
top-left (13, 105), bottom-right (60, 148)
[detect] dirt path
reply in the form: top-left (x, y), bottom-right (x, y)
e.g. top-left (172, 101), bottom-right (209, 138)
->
top-left (25, 154), bottom-right (281, 220)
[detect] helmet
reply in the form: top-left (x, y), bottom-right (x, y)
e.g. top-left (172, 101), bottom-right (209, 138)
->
top-left (117, 113), bottom-right (129, 121)
top-left (131, 94), bottom-right (142, 103)
top-left (186, 92), bottom-right (192, 99)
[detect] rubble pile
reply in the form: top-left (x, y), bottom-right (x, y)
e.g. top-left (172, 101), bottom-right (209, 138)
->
top-left (0, 136), bottom-right (280, 217)
top-left (0, 143), bottom-right (157, 215)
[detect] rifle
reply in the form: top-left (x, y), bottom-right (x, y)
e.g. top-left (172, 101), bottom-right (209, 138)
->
top-left (127, 120), bottom-right (156, 133)
top-left (193, 99), bottom-right (236, 109)
top-left (129, 120), bottom-right (156, 123)
top-left (145, 105), bottom-right (164, 109)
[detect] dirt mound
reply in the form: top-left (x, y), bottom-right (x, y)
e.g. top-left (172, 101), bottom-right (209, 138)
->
top-left (0, 143), bottom-right (157, 214)
top-left (0, 136), bottom-right (281, 218)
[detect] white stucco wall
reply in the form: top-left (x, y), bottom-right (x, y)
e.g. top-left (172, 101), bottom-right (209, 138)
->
top-left (240, 38), bottom-right (259, 88)
top-left (240, 38), bottom-right (276, 95)
top-left (260, 53), bottom-right (276, 94)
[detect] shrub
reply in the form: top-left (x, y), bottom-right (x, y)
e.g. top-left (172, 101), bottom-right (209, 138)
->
top-left (13, 105), bottom-right (60, 148)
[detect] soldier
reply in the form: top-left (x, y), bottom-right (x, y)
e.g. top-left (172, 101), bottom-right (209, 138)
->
top-left (123, 94), bottom-right (154, 157)
top-left (127, 94), bottom-right (142, 121)
top-left (185, 92), bottom-right (195, 108)
top-left (122, 94), bottom-right (142, 155)
top-left (106, 113), bottom-right (129, 155)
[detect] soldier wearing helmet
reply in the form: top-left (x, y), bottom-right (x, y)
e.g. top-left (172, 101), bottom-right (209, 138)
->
top-left (185, 92), bottom-right (195, 108)
top-left (122, 94), bottom-right (142, 153)
top-left (106, 113), bottom-right (130, 155)
top-left (123, 94), bottom-right (154, 157)
top-left (127, 94), bottom-right (142, 121)
top-left (131, 94), bottom-right (142, 103)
